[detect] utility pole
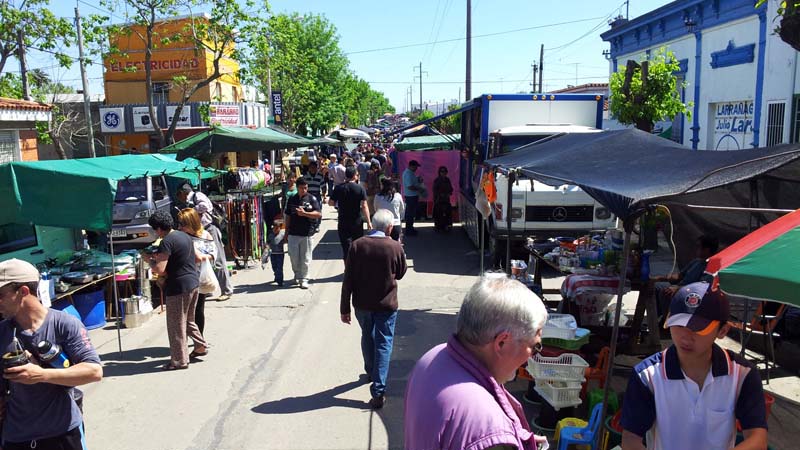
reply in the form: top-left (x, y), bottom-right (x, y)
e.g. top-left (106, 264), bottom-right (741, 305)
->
top-left (414, 62), bottom-right (427, 113)
top-left (538, 44), bottom-right (544, 93)
top-left (465, 0), bottom-right (472, 100)
top-left (16, 30), bottom-right (30, 101)
top-left (531, 63), bottom-right (538, 93)
top-left (75, 6), bottom-right (96, 158)
top-left (458, 86), bottom-right (461, 103)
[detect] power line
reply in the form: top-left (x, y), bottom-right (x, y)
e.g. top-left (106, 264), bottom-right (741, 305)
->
top-left (77, 0), bottom-right (126, 22)
top-left (366, 76), bottom-right (608, 85)
top-left (544, 1), bottom-right (625, 54)
top-left (345, 15), bottom-right (606, 55)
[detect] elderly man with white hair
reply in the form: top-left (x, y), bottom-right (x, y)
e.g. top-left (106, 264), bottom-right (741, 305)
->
top-left (404, 273), bottom-right (550, 450)
top-left (341, 209), bottom-right (407, 409)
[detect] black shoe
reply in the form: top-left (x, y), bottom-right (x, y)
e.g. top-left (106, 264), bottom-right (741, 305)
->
top-left (368, 395), bottom-right (386, 409)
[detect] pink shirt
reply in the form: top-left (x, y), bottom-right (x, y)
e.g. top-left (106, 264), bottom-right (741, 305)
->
top-left (404, 335), bottom-right (542, 450)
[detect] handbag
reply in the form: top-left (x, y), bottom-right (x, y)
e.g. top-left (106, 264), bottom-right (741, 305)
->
top-left (199, 259), bottom-right (221, 297)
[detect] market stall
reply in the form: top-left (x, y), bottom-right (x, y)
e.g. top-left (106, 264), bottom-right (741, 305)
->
top-left (0, 154), bottom-right (222, 353)
top-left (394, 134), bottom-right (461, 218)
top-left (486, 127), bottom-right (800, 443)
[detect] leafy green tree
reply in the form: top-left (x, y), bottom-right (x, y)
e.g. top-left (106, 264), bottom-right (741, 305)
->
top-left (431, 103), bottom-right (461, 134)
top-left (609, 48), bottom-right (691, 133)
top-left (103, 0), bottom-right (266, 146)
top-left (756, 0), bottom-right (800, 51)
top-left (0, 0), bottom-right (76, 75)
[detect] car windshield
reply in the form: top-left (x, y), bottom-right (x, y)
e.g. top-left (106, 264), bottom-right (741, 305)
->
top-left (115, 178), bottom-right (147, 202)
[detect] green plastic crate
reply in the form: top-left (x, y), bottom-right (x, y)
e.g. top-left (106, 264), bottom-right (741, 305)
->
top-left (542, 328), bottom-right (590, 350)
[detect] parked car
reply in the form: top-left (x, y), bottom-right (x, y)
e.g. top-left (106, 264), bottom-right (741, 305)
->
top-left (111, 175), bottom-right (172, 247)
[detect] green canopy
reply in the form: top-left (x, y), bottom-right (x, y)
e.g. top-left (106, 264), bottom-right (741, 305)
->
top-left (395, 134), bottom-right (461, 151)
top-left (165, 126), bottom-right (328, 161)
top-left (0, 154), bottom-right (222, 231)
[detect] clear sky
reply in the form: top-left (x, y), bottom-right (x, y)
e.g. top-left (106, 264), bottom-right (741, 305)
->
top-left (20, 0), bottom-right (673, 113)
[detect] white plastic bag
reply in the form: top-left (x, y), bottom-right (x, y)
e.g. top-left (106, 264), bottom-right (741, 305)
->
top-left (199, 259), bottom-right (220, 296)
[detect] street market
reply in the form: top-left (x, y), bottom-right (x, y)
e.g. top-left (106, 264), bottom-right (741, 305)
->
top-left (0, 0), bottom-right (799, 449)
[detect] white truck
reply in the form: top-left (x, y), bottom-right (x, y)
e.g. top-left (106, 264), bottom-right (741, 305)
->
top-left (457, 94), bottom-right (616, 265)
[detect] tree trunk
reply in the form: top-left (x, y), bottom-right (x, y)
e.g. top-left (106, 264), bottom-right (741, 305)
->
top-left (144, 11), bottom-right (165, 150)
top-left (634, 119), bottom-right (654, 133)
top-left (49, 131), bottom-right (68, 159)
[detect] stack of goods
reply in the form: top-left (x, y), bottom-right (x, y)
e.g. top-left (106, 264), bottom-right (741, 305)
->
top-left (542, 232), bottom-right (622, 275)
top-left (527, 313), bottom-right (589, 410)
top-left (223, 167), bottom-right (273, 192)
top-left (225, 194), bottom-right (268, 268)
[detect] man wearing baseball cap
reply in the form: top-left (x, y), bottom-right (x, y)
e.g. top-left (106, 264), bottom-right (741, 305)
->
top-left (0, 259), bottom-right (102, 449)
top-left (621, 282), bottom-right (767, 450)
top-left (402, 160), bottom-right (423, 236)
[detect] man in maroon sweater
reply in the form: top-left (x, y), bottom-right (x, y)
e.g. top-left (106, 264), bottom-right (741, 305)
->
top-left (340, 209), bottom-right (407, 409)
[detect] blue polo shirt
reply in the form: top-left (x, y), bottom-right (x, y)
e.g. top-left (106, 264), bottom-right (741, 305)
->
top-left (621, 344), bottom-right (767, 450)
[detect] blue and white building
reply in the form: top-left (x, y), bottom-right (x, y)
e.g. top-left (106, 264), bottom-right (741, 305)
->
top-left (601, 0), bottom-right (797, 150)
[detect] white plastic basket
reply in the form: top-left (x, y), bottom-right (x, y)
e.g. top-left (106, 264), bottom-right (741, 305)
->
top-left (542, 313), bottom-right (578, 340)
top-left (526, 353), bottom-right (589, 381)
top-left (533, 379), bottom-right (583, 410)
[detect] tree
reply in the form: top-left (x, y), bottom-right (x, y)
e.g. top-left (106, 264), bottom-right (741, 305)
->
top-left (247, 12), bottom-right (394, 134)
top-left (609, 48), bottom-right (691, 133)
top-left (103, 0), bottom-right (265, 146)
top-left (757, 0), bottom-right (800, 51)
top-left (431, 104), bottom-right (461, 134)
top-left (0, 0), bottom-right (76, 75)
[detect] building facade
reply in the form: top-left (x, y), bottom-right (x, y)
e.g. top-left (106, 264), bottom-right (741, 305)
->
top-left (102, 14), bottom-right (267, 155)
top-left (0, 97), bottom-right (52, 163)
top-left (601, 0), bottom-right (796, 150)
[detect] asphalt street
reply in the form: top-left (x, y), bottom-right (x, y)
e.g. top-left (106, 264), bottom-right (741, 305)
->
top-left (83, 204), bottom-right (486, 450)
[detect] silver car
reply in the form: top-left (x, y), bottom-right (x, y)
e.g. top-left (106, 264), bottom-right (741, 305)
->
top-left (111, 176), bottom-right (172, 247)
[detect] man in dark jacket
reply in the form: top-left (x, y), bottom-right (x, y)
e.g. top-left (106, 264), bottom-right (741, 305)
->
top-left (340, 209), bottom-right (407, 409)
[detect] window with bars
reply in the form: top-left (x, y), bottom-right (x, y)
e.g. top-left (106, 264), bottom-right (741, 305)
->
top-left (792, 95), bottom-right (800, 143)
top-left (0, 130), bottom-right (17, 164)
top-left (766, 102), bottom-right (786, 147)
top-left (153, 82), bottom-right (170, 104)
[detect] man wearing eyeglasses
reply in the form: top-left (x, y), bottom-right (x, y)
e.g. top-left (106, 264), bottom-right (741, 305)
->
top-left (404, 273), bottom-right (550, 450)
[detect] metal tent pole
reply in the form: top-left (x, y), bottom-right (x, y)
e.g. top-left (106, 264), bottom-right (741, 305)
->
top-left (479, 217), bottom-right (485, 275)
top-left (505, 169), bottom-right (515, 275)
top-left (596, 225), bottom-right (632, 448)
top-left (108, 233), bottom-right (123, 357)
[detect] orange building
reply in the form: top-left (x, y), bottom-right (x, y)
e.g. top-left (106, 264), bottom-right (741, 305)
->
top-left (0, 97), bottom-right (52, 162)
top-left (101, 14), bottom-right (265, 155)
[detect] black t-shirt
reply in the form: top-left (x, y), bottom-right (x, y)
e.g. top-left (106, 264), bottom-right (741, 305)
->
top-left (331, 182), bottom-right (367, 228)
top-left (286, 192), bottom-right (321, 236)
top-left (158, 230), bottom-right (199, 296)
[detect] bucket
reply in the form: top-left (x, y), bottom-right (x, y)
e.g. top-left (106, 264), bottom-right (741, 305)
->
top-left (72, 288), bottom-right (107, 330)
top-left (121, 297), bottom-right (140, 315)
top-left (603, 416), bottom-right (622, 450)
top-left (51, 301), bottom-right (82, 322)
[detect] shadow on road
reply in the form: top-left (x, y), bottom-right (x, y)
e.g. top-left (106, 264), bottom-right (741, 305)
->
top-left (313, 230), bottom-right (344, 261)
top-left (402, 224), bottom-right (480, 276)
top-left (251, 378), bottom-right (369, 414)
top-left (99, 346), bottom-right (172, 377)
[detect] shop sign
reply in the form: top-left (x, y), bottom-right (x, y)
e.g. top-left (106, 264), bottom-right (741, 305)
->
top-left (109, 58), bottom-right (200, 73)
top-left (271, 91), bottom-right (283, 124)
top-left (99, 107), bottom-right (125, 133)
top-left (132, 106), bottom-right (158, 132)
top-left (209, 104), bottom-right (239, 126)
top-left (166, 105), bottom-right (191, 128)
top-left (712, 100), bottom-right (754, 150)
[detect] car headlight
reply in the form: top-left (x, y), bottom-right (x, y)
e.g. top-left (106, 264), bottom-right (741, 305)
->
top-left (595, 206), bottom-right (611, 220)
top-left (510, 207), bottom-right (523, 219)
top-left (134, 209), bottom-right (154, 219)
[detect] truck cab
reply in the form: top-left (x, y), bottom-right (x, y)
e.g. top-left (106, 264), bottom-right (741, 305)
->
top-left (487, 124), bottom-right (615, 239)
top-left (111, 175), bottom-right (172, 247)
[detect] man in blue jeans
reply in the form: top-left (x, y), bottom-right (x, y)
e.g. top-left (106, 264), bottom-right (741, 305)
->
top-left (340, 210), bottom-right (407, 409)
top-left (402, 159), bottom-right (423, 235)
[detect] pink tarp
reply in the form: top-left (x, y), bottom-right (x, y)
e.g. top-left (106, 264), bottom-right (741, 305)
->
top-left (395, 150), bottom-right (460, 216)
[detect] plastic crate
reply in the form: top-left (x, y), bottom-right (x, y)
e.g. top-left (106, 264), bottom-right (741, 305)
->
top-left (542, 313), bottom-right (577, 340)
top-left (542, 328), bottom-right (590, 350)
top-left (534, 379), bottom-right (583, 410)
top-left (527, 353), bottom-right (589, 381)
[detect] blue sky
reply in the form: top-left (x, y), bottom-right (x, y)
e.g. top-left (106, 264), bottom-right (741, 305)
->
top-left (22, 0), bottom-right (672, 113)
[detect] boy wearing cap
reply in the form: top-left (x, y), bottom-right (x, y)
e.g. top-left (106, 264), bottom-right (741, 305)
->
top-left (0, 259), bottom-right (103, 449)
top-left (621, 282), bottom-right (768, 450)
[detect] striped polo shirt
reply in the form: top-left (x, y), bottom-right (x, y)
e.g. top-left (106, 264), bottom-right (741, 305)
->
top-left (621, 344), bottom-right (767, 450)
top-left (305, 172), bottom-right (324, 197)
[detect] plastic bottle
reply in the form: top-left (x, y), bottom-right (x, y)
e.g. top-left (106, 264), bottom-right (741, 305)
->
top-left (640, 250), bottom-right (652, 282)
top-left (36, 340), bottom-right (71, 369)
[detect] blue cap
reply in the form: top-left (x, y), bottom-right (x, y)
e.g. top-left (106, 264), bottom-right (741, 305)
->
top-left (665, 282), bottom-right (730, 335)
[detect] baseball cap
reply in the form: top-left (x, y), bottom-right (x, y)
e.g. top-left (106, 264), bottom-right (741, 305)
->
top-left (665, 282), bottom-right (730, 335)
top-left (409, 160), bottom-right (421, 167)
top-left (0, 259), bottom-right (41, 289)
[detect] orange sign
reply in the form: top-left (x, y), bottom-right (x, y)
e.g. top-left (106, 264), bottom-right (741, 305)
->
top-left (108, 57), bottom-right (200, 73)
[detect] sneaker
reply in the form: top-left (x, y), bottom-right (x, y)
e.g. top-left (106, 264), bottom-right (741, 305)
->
top-left (299, 280), bottom-right (310, 289)
top-left (216, 294), bottom-right (231, 302)
top-left (368, 395), bottom-right (386, 409)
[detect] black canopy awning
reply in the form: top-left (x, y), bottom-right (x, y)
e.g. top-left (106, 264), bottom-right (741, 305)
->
top-left (390, 101), bottom-right (478, 136)
top-left (485, 128), bottom-right (800, 222)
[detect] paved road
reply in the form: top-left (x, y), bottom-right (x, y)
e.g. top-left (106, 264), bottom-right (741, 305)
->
top-left (84, 205), bottom-right (483, 450)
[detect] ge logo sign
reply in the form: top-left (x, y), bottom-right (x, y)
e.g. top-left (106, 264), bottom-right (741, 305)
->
top-left (103, 111), bottom-right (120, 128)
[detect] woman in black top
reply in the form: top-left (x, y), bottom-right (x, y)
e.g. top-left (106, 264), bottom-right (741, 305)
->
top-left (433, 166), bottom-right (454, 232)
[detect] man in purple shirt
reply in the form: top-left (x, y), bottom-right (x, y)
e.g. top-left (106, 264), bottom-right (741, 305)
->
top-left (404, 274), bottom-right (550, 450)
